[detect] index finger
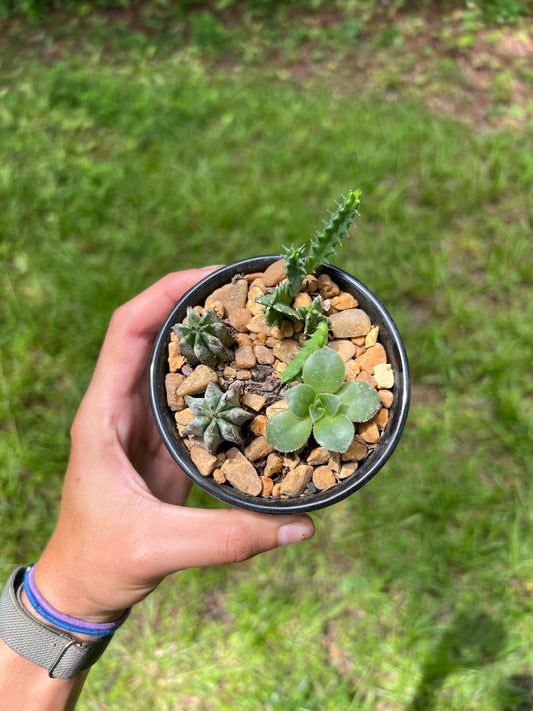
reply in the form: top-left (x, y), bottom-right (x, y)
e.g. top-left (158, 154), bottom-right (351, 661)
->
top-left (94, 267), bottom-right (222, 386)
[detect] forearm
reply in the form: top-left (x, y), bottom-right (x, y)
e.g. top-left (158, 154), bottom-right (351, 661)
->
top-left (0, 565), bottom-right (117, 711)
top-left (0, 638), bottom-right (87, 711)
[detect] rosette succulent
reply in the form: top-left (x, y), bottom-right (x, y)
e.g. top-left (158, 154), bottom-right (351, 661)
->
top-left (183, 382), bottom-right (253, 453)
top-left (266, 347), bottom-right (380, 453)
top-left (173, 307), bottom-right (234, 368)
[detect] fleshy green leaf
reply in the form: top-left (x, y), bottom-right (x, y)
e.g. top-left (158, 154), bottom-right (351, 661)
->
top-left (259, 291), bottom-right (300, 329)
top-left (204, 334), bottom-right (234, 362)
top-left (186, 307), bottom-right (201, 328)
top-left (185, 395), bottom-right (209, 417)
top-left (280, 321), bottom-right (329, 385)
top-left (208, 322), bottom-right (235, 347)
top-left (194, 336), bottom-right (217, 367)
top-left (309, 401), bottom-right (325, 422)
top-left (338, 381), bottom-right (380, 423)
top-left (302, 347), bottom-right (345, 393)
top-left (203, 381), bottom-right (222, 410)
top-left (266, 410), bottom-right (312, 453)
top-left (218, 419), bottom-right (245, 445)
top-left (254, 294), bottom-right (272, 307)
top-left (298, 296), bottom-right (329, 336)
top-left (201, 309), bottom-right (220, 326)
top-left (274, 302), bottom-right (301, 320)
top-left (218, 387), bottom-right (242, 411)
top-left (312, 414), bottom-right (354, 452)
top-left (315, 392), bottom-right (341, 417)
top-left (172, 323), bottom-right (188, 339)
top-left (285, 383), bottom-right (315, 418)
top-left (222, 407), bottom-right (254, 426)
top-left (176, 333), bottom-right (199, 363)
top-left (182, 416), bottom-right (211, 437)
top-left (204, 420), bottom-right (224, 453)
top-left (258, 279), bottom-right (300, 328)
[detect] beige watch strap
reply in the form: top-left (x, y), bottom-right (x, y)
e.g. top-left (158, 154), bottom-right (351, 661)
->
top-left (0, 567), bottom-right (112, 679)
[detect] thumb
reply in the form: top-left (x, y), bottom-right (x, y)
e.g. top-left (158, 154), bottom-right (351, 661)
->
top-left (145, 506), bottom-right (315, 574)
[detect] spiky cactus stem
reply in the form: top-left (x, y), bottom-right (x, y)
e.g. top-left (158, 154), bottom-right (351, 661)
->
top-left (257, 189), bottom-right (361, 331)
top-left (304, 190), bottom-right (361, 274)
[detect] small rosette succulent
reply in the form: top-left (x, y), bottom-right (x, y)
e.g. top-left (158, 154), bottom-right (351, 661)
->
top-left (266, 347), bottom-right (380, 453)
top-left (173, 308), bottom-right (234, 368)
top-left (183, 382), bottom-right (253, 453)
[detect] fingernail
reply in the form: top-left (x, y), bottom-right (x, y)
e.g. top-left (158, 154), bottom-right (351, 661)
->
top-left (278, 520), bottom-right (315, 546)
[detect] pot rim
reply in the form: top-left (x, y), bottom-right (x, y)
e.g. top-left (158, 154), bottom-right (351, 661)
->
top-left (149, 256), bottom-right (410, 514)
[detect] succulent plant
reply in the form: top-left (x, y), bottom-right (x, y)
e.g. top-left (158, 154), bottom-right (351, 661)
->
top-left (256, 189), bottom-right (361, 332)
top-left (266, 347), bottom-right (380, 453)
top-left (182, 382), bottom-right (253, 453)
top-left (304, 189), bottom-right (361, 275)
top-left (173, 307), bottom-right (234, 368)
top-left (279, 320), bottom-right (329, 385)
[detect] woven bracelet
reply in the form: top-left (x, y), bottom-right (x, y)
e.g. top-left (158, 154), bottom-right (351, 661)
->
top-left (23, 565), bottom-right (130, 638)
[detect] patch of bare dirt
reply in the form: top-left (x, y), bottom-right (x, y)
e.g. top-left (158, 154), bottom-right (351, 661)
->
top-left (316, 8), bottom-right (531, 129)
top-left (253, 5), bottom-right (532, 131)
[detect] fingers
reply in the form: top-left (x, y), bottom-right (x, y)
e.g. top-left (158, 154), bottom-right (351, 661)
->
top-left (93, 267), bottom-right (222, 387)
top-left (111, 267), bottom-right (223, 345)
top-left (140, 506), bottom-right (315, 574)
top-left (139, 446), bottom-right (192, 506)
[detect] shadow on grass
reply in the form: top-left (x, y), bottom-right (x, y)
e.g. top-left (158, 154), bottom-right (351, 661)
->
top-left (409, 606), bottom-right (506, 710)
top-left (496, 674), bottom-right (533, 711)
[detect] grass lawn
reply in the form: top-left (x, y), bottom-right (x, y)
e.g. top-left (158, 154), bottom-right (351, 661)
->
top-left (0, 3), bottom-right (532, 709)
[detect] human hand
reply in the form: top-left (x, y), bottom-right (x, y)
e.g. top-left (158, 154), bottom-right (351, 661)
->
top-left (33, 269), bottom-right (314, 624)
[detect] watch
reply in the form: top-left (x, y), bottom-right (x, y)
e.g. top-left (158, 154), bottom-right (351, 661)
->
top-left (0, 567), bottom-right (112, 680)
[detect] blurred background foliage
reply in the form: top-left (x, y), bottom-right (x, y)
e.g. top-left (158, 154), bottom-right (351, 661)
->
top-left (1, 0), bottom-right (531, 23)
top-left (0, 1), bottom-right (532, 709)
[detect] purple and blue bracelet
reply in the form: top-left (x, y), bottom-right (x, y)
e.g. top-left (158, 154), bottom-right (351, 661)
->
top-left (23, 565), bottom-right (130, 638)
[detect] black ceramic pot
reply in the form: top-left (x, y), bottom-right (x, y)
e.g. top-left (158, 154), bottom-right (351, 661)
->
top-left (149, 256), bottom-right (410, 514)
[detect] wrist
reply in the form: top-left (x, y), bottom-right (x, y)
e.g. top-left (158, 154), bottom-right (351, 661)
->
top-left (0, 567), bottom-right (114, 681)
top-left (21, 566), bottom-right (129, 644)
top-left (28, 562), bottom-right (130, 633)
top-left (33, 554), bottom-right (129, 626)
top-left (19, 588), bottom-right (97, 643)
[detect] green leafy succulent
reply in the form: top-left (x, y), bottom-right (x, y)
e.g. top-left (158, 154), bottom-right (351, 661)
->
top-left (279, 320), bottom-right (329, 385)
top-left (173, 307), bottom-right (234, 368)
top-left (182, 382), bottom-right (254, 453)
top-left (266, 347), bottom-right (380, 453)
